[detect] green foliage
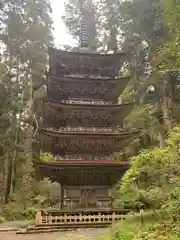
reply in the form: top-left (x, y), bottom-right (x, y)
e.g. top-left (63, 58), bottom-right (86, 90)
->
top-left (114, 148), bottom-right (169, 210)
top-left (166, 126), bottom-right (180, 148)
top-left (100, 211), bottom-right (180, 240)
top-left (124, 104), bottom-right (159, 141)
top-left (40, 152), bottom-right (64, 162)
top-left (0, 203), bottom-right (38, 221)
top-left (114, 126), bottom-right (180, 211)
top-left (40, 152), bottom-right (53, 162)
top-left (0, 216), bottom-right (5, 223)
top-left (0, 178), bottom-right (61, 220)
top-left (161, 186), bottom-right (180, 221)
top-left (98, 235), bottom-right (111, 240)
top-left (34, 179), bottom-right (61, 207)
top-left (100, 211), bottom-right (163, 240)
top-left (0, 0), bottom-right (53, 205)
top-left (111, 126), bottom-right (180, 240)
top-left (159, 0), bottom-right (180, 73)
top-left (134, 223), bottom-right (180, 240)
top-left (15, 177), bottom-right (61, 208)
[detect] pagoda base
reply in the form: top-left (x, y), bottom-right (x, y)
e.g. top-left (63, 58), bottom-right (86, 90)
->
top-left (35, 208), bottom-right (128, 228)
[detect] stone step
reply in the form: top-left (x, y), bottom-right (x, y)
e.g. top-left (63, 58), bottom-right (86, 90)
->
top-left (16, 223), bottom-right (110, 234)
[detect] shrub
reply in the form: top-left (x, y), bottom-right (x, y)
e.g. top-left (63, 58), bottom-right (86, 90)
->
top-left (23, 207), bottom-right (39, 220)
top-left (1, 203), bottom-right (26, 221)
top-left (113, 186), bottom-right (151, 211)
top-left (40, 152), bottom-right (53, 162)
top-left (161, 186), bottom-right (180, 221)
top-left (114, 148), bottom-right (170, 210)
top-left (0, 216), bottom-right (5, 223)
top-left (133, 223), bottom-right (180, 240)
top-left (101, 211), bottom-right (162, 240)
top-left (35, 179), bottom-right (61, 207)
top-left (114, 126), bottom-right (180, 211)
top-left (0, 178), bottom-right (61, 220)
top-left (0, 203), bottom-right (39, 221)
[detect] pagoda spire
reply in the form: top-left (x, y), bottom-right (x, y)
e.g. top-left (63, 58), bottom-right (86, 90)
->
top-left (79, 0), bottom-right (92, 49)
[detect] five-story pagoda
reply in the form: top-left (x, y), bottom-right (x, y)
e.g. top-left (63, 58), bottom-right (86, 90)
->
top-left (35, 1), bottom-right (138, 228)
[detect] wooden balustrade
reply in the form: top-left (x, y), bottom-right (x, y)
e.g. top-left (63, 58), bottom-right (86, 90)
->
top-left (36, 210), bottom-right (126, 226)
top-left (47, 126), bottom-right (116, 132)
top-left (55, 155), bottom-right (113, 161)
top-left (49, 197), bottom-right (112, 210)
top-left (61, 99), bottom-right (113, 105)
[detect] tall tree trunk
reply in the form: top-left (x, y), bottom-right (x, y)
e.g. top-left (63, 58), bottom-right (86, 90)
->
top-left (11, 56), bottom-right (20, 193)
top-left (163, 96), bottom-right (172, 132)
top-left (159, 128), bottom-right (166, 148)
top-left (11, 114), bottom-right (20, 193)
top-left (163, 80), bottom-right (172, 132)
top-left (4, 55), bottom-right (13, 204)
top-left (4, 153), bottom-right (12, 204)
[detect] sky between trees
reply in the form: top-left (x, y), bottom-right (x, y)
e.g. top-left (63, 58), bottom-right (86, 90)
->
top-left (50, 0), bottom-right (75, 47)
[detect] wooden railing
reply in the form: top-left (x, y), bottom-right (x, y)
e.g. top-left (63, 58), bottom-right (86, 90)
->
top-left (50, 197), bottom-right (112, 210)
top-left (54, 155), bottom-right (114, 161)
top-left (35, 210), bottom-right (126, 226)
top-left (61, 99), bottom-right (114, 105)
top-left (47, 126), bottom-right (118, 133)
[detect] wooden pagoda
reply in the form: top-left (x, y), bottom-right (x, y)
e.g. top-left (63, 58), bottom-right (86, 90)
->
top-left (34, 47), bottom-right (138, 227)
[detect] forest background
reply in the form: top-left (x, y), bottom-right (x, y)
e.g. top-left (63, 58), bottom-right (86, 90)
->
top-left (0, 0), bottom-right (180, 239)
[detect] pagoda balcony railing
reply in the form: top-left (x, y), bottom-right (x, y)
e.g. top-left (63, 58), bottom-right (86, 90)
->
top-left (54, 155), bottom-right (114, 161)
top-left (50, 197), bottom-right (112, 209)
top-left (64, 74), bottom-right (112, 79)
top-left (61, 99), bottom-right (115, 105)
top-left (46, 127), bottom-right (121, 133)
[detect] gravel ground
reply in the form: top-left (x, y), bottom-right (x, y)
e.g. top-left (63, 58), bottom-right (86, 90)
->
top-left (0, 228), bottom-right (109, 240)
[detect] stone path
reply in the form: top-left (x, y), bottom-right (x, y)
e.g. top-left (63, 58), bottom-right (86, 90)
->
top-left (0, 228), bottom-right (109, 240)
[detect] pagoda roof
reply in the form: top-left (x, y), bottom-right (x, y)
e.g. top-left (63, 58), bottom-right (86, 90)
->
top-left (49, 47), bottom-right (126, 60)
top-left (47, 73), bottom-right (130, 83)
top-left (39, 128), bottom-right (137, 137)
top-left (36, 160), bottom-right (129, 185)
top-left (47, 74), bottom-right (130, 102)
top-left (39, 128), bottom-right (139, 154)
top-left (38, 160), bottom-right (130, 167)
top-left (46, 100), bottom-right (133, 109)
top-left (48, 47), bottom-right (127, 78)
top-left (43, 101), bottom-right (133, 127)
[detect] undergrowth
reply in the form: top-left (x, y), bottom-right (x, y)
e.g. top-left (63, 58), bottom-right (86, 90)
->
top-left (99, 211), bottom-right (180, 239)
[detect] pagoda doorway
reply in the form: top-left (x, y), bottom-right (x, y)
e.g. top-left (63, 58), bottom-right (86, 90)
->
top-left (63, 186), bottom-right (111, 209)
top-left (79, 188), bottom-right (97, 208)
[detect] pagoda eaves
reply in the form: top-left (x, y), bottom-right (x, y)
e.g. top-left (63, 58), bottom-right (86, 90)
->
top-left (39, 128), bottom-right (138, 154)
top-left (37, 161), bottom-right (129, 185)
top-left (47, 74), bottom-right (130, 102)
top-left (49, 47), bottom-right (127, 78)
top-left (43, 101), bottom-right (133, 127)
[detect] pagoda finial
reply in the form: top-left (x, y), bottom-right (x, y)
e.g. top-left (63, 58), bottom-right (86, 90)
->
top-left (79, 0), bottom-right (92, 50)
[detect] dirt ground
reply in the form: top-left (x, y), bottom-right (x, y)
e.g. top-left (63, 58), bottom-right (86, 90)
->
top-left (0, 228), bottom-right (109, 240)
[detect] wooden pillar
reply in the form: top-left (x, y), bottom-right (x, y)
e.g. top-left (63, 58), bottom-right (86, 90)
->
top-left (35, 211), bottom-right (42, 226)
top-left (35, 167), bottom-right (43, 181)
top-left (109, 187), bottom-right (112, 207)
top-left (61, 185), bottom-right (64, 209)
